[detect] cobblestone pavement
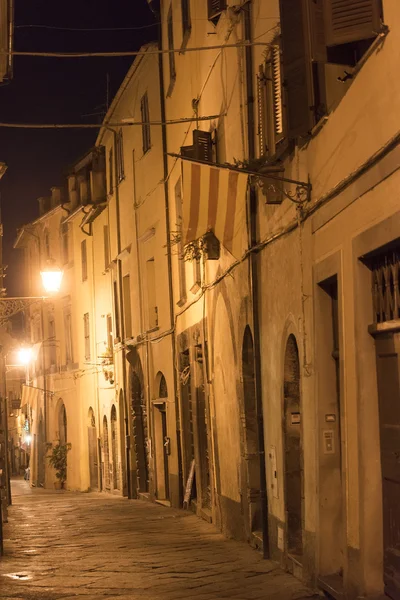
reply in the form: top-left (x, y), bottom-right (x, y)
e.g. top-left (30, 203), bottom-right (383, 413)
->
top-left (0, 479), bottom-right (320, 600)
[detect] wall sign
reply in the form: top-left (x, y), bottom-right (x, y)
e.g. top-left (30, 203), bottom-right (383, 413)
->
top-left (323, 429), bottom-right (335, 454)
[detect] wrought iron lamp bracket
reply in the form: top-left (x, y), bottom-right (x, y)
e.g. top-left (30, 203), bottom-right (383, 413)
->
top-left (0, 297), bottom-right (44, 325)
top-left (253, 173), bottom-right (312, 205)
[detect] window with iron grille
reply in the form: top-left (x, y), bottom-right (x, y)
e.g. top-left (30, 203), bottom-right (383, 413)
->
top-left (370, 247), bottom-right (400, 324)
top-left (141, 92), bottom-right (151, 154)
top-left (84, 312), bottom-right (90, 360)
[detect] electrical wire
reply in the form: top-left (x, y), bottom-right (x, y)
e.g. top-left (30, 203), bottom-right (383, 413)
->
top-left (0, 114), bottom-right (222, 129)
top-left (15, 23), bottom-right (160, 31)
top-left (0, 41), bottom-right (269, 59)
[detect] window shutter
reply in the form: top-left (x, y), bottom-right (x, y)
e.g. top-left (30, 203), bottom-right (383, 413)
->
top-left (257, 65), bottom-right (268, 157)
top-left (193, 130), bottom-right (212, 162)
top-left (324, 0), bottom-right (381, 47)
top-left (310, 0), bottom-right (327, 62)
top-left (180, 145), bottom-right (195, 158)
top-left (279, 0), bottom-right (314, 139)
top-left (208, 0), bottom-right (226, 20)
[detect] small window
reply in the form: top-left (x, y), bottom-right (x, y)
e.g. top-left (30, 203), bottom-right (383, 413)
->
top-left (84, 312), bottom-right (90, 360)
top-left (167, 6), bottom-right (176, 87)
top-left (108, 147), bottom-right (114, 194)
top-left (258, 40), bottom-right (285, 158)
top-left (64, 307), bottom-right (73, 364)
top-left (181, 0), bottom-right (191, 39)
top-left (175, 178), bottom-right (186, 304)
top-left (104, 225), bottom-right (110, 270)
top-left (123, 274), bottom-right (132, 339)
top-left (141, 92), bottom-right (151, 154)
top-left (44, 230), bottom-right (50, 258)
top-left (116, 129), bottom-right (125, 182)
top-left (61, 223), bottom-right (69, 265)
top-left (49, 317), bottom-right (57, 367)
top-left (106, 314), bottom-right (113, 353)
top-left (113, 280), bottom-right (121, 340)
top-left (208, 0), bottom-right (226, 22)
top-left (146, 258), bottom-right (158, 330)
top-left (81, 239), bottom-right (88, 281)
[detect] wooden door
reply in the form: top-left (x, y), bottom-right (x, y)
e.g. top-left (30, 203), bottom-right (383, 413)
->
top-left (88, 426), bottom-right (98, 491)
top-left (375, 331), bottom-right (400, 600)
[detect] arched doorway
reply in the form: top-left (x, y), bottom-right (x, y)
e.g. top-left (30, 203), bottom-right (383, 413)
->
top-left (242, 326), bottom-right (262, 536)
top-left (283, 334), bottom-right (303, 559)
top-left (58, 402), bottom-right (67, 445)
top-left (131, 370), bottom-right (149, 494)
top-left (87, 408), bottom-right (98, 490)
top-left (103, 416), bottom-right (110, 491)
top-left (153, 374), bottom-right (170, 501)
top-left (111, 405), bottom-right (119, 490)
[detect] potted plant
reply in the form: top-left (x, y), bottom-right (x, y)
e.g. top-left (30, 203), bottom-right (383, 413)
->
top-left (47, 442), bottom-right (71, 489)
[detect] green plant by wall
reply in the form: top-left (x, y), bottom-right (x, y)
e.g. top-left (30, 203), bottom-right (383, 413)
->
top-left (46, 443), bottom-right (71, 488)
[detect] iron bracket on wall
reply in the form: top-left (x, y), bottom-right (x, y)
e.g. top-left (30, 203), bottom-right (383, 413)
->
top-left (0, 297), bottom-right (44, 325)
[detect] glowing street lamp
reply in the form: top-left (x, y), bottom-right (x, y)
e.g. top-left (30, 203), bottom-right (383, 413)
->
top-left (40, 264), bottom-right (64, 294)
top-left (17, 347), bottom-right (33, 366)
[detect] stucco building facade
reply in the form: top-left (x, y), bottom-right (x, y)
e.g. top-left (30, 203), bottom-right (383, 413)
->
top-left (8, 1), bottom-right (400, 598)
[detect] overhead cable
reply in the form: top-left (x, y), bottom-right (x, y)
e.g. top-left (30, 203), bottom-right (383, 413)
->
top-left (0, 114), bottom-right (222, 129)
top-left (15, 23), bottom-right (160, 31)
top-left (0, 41), bottom-right (268, 59)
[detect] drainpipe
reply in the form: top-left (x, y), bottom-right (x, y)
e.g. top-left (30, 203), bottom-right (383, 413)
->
top-left (106, 126), bottom-right (132, 500)
top-left (243, 0), bottom-right (269, 558)
top-left (157, 19), bottom-right (182, 505)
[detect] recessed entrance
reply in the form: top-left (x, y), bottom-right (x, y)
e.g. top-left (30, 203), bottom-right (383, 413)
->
top-left (242, 326), bottom-right (262, 536)
top-left (153, 374), bottom-right (169, 501)
top-left (283, 334), bottom-right (303, 559)
top-left (103, 416), bottom-right (110, 491)
top-left (87, 408), bottom-right (98, 491)
top-left (111, 405), bottom-right (119, 490)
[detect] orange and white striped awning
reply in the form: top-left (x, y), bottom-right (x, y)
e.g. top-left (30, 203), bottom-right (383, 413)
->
top-left (182, 160), bottom-right (248, 259)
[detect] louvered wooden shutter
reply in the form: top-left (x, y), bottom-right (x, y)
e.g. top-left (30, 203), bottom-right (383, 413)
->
top-left (193, 130), bottom-right (213, 162)
top-left (310, 0), bottom-right (327, 61)
top-left (180, 145), bottom-right (195, 158)
top-left (324, 0), bottom-right (381, 46)
top-left (208, 0), bottom-right (226, 20)
top-left (257, 65), bottom-right (268, 156)
top-left (280, 0), bottom-right (314, 138)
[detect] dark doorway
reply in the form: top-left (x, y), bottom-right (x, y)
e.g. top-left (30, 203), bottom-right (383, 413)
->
top-left (103, 416), bottom-right (110, 491)
top-left (242, 326), bottom-right (262, 534)
top-left (111, 405), bottom-right (119, 490)
top-left (374, 331), bottom-right (400, 600)
top-left (58, 403), bottom-right (67, 445)
top-left (88, 408), bottom-right (98, 491)
top-left (283, 334), bottom-right (303, 559)
top-left (131, 371), bottom-right (149, 493)
top-left (153, 375), bottom-right (170, 501)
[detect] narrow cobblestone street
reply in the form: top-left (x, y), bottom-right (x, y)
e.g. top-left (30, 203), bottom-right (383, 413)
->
top-left (0, 479), bottom-right (320, 600)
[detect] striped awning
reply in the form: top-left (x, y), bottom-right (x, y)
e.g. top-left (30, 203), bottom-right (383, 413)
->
top-left (182, 160), bottom-right (248, 259)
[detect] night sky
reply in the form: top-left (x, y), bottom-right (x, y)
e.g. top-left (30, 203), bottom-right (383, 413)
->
top-left (0, 0), bottom-right (156, 295)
